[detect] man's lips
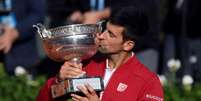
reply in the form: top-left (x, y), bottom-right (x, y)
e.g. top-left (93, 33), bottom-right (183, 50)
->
top-left (98, 44), bottom-right (105, 48)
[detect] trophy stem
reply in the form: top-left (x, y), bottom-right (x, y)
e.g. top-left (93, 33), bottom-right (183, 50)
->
top-left (70, 57), bottom-right (81, 64)
top-left (69, 57), bottom-right (86, 78)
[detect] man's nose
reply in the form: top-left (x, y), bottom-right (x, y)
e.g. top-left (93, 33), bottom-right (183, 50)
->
top-left (96, 31), bottom-right (106, 39)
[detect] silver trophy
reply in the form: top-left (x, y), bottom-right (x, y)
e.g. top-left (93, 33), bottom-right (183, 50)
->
top-left (33, 22), bottom-right (104, 98)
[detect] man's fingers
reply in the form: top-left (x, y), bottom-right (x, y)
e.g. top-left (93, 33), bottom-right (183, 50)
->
top-left (0, 37), bottom-right (4, 47)
top-left (61, 66), bottom-right (85, 76)
top-left (71, 94), bottom-right (88, 101)
top-left (77, 85), bottom-right (91, 98)
top-left (62, 66), bottom-right (83, 74)
top-left (0, 38), bottom-right (3, 43)
top-left (0, 44), bottom-right (5, 52)
top-left (0, 35), bottom-right (12, 54)
top-left (60, 61), bottom-right (85, 80)
top-left (3, 44), bottom-right (11, 54)
top-left (72, 97), bottom-right (79, 101)
top-left (59, 66), bottom-right (85, 79)
top-left (86, 84), bottom-right (96, 95)
top-left (63, 61), bottom-right (82, 68)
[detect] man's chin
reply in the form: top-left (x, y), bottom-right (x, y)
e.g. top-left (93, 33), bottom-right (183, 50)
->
top-left (98, 48), bottom-right (108, 54)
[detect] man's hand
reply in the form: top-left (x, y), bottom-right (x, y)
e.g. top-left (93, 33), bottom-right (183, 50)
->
top-left (69, 11), bottom-right (84, 23)
top-left (83, 8), bottom-right (110, 24)
top-left (83, 11), bottom-right (102, 24)
top-left (0, 26), bottom-right (19, 54)
top-left (59, 61), bottom-right (85, 80)
top-left (71, 84), bottom-right (100, 101)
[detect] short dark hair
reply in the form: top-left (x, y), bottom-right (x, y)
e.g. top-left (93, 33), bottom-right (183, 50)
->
top-left (109, 6), bottom-right (149, 42)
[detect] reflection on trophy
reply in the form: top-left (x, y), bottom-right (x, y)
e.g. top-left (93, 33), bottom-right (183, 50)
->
top-left (33, 23), bottom-right (104, 98)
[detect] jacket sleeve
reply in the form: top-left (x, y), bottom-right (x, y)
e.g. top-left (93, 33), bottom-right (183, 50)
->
top-left (138, 76), bottom-right (164, 101)
top-left (36, 77), bottom-right (56, 101)
top-left (15, 0), bottom-right (46, 41)
top-left (36, 77), bottom-right (72, 101)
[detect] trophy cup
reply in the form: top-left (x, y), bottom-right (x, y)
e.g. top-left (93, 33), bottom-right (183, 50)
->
top-left (33, 23), bottom-right (104, 98)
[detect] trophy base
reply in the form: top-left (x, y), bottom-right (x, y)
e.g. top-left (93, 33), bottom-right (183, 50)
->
top-left (51, 76), bottom-right (104, 98)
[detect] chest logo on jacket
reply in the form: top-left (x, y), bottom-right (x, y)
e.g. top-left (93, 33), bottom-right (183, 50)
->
top-left (117, 83), bottom-right (128, 92)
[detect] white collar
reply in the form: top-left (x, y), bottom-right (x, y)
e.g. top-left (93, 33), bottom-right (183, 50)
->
top-left (106, 52), bottom-right (134, 69)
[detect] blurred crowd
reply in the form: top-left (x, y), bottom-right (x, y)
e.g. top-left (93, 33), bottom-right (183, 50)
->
top-left (0, 0), bottom-right (200, 85)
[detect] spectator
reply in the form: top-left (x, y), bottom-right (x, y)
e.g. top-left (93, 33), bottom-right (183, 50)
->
top-left (0, 0), bottom-right (46, 76)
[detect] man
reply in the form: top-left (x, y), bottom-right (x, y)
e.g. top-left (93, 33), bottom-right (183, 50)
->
top-left (0, 0), bottom-right (46, 76)
top-left (37, 6), bottom-right (164, 101)
top-left (84, 0), bottom-right (160, 73)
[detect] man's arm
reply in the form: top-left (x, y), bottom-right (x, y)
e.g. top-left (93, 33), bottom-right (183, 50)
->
top-left (138, 76), bottom-right (164, 101)
top-left (83, 8), bottom-right (110, 24)
top-left (36, 77), bottom-right (56, 101)
top-left (36, 61), bottom-right (85, 101)
top-left (0, 26), bottom-right (19, 53)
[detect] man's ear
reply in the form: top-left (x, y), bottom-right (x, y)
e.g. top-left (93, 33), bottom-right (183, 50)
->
top-left (123, 40), bottom-right (135, 51)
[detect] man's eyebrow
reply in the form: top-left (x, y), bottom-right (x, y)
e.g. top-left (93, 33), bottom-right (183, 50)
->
top-left (107, 29), bottom-right (116, 37)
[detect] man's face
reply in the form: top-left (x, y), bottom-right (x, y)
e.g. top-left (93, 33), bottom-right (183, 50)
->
top-left (95, 22), bottom-right (125, 54)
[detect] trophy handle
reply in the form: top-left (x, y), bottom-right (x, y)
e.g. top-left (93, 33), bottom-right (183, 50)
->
top-left (33, 23), bottom-right (52, 39)
top-left (33, 23), bottom-right (45, 38)
top-left (97, 20), bottom-right (106, 33)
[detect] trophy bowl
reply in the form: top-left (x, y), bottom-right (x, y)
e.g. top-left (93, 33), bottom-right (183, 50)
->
top-left (34, 24), bottom-right (101, 62)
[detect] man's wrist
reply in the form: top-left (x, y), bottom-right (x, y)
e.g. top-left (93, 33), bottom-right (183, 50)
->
top-left (55, 74), bottom-right (63, 83)
top-left (51, 79), bottom-right (69, 98)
